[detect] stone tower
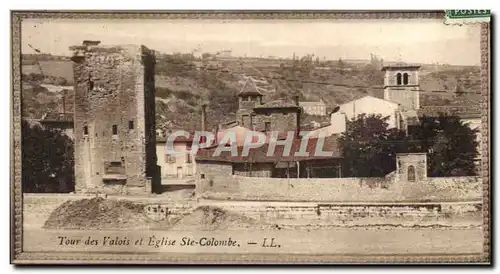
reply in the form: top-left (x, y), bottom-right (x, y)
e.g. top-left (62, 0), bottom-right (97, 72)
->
top-left (382, 64), bottom-right (421, 111)
top-left (395, 153), bottom-right (427, 182)
top-left (70, 41), bottom-right (158, 195)
top-left (236, 79), bottom-right (263, 129)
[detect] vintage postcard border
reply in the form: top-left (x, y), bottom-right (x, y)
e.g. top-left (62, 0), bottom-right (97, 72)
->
top-left (10, 10), bottom-right (491, 264)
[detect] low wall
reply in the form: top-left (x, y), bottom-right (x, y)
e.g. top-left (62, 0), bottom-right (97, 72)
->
top-left (207, 200), bottom-right (482, 228)
top-left (23, 194), bottom-right (482, 230)
top-left (200, 176), bottom-right (481, 202)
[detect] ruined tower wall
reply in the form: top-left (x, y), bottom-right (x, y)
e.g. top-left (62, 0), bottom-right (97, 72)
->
top-left (72, 44), bottom-right (157, 195)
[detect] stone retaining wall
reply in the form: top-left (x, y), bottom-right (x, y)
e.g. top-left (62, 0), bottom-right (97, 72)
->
top-left (199, 176), bottom-right (481, 202)
top-left (23, 194), bottom-right (482, 230)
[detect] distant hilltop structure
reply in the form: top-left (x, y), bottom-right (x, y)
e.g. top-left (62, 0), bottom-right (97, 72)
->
top-left (216, 50), bottom-right (232, 59)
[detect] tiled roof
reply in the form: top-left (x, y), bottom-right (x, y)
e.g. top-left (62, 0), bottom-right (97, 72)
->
top-left (299, 101), bottom-right (326, 107)
top-left (40, 112), bottom-right (73, 123)
top-left (417, 105), bottom-right (481, 119)
top-left (157, 133), bottom-right (195, 143)
top-left (238, 79), bottom-right (263, 96)
top-left (381, 63), bottom-right (421, 71)
top-left (195, 136), bottom-right (341, 163)
top-left (254, 99), bottom-right (300, 109)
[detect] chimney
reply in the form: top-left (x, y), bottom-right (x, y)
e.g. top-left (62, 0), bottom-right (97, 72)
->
top-left (201, 104), bottom-right (207, 132)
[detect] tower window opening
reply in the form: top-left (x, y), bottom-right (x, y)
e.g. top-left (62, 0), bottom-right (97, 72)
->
top-left (403, 73), bottom-right (409, 85)
top-left (396, 73), bottom-right (402, 85)
top-left (83, 126), bottom-right (88, 135)
top-left (128, 120), bottom-right (134, 130)
top-left (112, 125), bottom-right (118, 135)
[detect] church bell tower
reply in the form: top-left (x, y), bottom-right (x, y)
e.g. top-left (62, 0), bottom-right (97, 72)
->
top-left (382, 64), bottom-right (421, 111)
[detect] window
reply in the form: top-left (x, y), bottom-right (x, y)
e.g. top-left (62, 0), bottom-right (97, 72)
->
top-left (407, 165), bottom-right (416, 182)
top-left (112, 125), bottom-right (118, 135)
top-left (396, 73), bottom-right (402, 85)
top-left (186, 153), bottom-right (192, 163)
top-left (83, 126), bottom-right (88, 135)
top-left (89, 80), bottom-right (94, 90)
top-left (242, 115), bottom-right (249, 127)
top-left (109, 161), bottom-right (122, 167)
top-left (165, 154), bottom-right (176, 164)
top-left (128, 120), bottom-right (134, 130)
top-left (200, 174), bottom-right (205, 179)
top-left (403, 73), bottom-right (409, 85)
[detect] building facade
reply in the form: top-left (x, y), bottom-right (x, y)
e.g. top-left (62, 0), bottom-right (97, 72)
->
top-left (338, 95), bottom-right (401, 129)
top-left (156, 135), bottom-right (196, 179)
top-left (71, 41), bottom-right (158, 195)
top-left (236, 79), bottom-right (301, 134)
top-left (299, 100), bottom-right (327, 116)
top-left (395, 153), bottom-right (427, 182)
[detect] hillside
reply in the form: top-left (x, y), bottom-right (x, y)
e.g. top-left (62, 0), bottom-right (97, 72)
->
top-left (20, 53), bottom-right (481, 132)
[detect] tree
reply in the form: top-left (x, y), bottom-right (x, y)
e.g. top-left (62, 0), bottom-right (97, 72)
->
top-left (339, 113), bottom-right (479, 178)
top-left (22, 120), bottom-right (74, 193)
top-left (339, 114), bottom-right (408, 177)
top-left (410, 115), bottom-right (479, 177)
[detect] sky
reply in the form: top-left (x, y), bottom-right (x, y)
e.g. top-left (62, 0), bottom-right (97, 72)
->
top-left (21, 18), bottom-right (481, 66)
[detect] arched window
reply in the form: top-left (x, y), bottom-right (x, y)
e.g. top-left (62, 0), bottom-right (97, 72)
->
top-left (403, 73), bottom-right (409, 85)
top-left (407, 165), bottom-right (416, 182)
top-left (396, 73), bottom-right (402, 85)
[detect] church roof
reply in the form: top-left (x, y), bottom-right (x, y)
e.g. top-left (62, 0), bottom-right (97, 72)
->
top-left (417, 105), bottom-right (481, 119)
top-left (238, 79), bottom-right (263, 96)
top-left (340, 95), bottom-right (400, 107)
top-left (381, 63), bottom-right (421, 71)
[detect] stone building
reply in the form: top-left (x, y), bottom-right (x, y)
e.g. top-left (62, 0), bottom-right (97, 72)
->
top-left (156, 134), bottom-right (196, 179)
top-left (196, 136), bottom-right (342, 180)
top-left (236, 79), bottom-right (301, 134)
top-left (395, 153), bottom-right (427, 182)
top-left (70, 41), bottom-right (159, 195)
top-left (308, 63), bottom-right (422, 138)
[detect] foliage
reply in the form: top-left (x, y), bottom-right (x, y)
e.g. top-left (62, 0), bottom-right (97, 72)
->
top-left (207, 80), bottom-right (239, 127)
top-left (339, 114), bottom-right (408, 177)
top-left (339, 113), bottom-right (479, 178)
top-left (22, 120), bottom-right (75, 193)
top-left (22, 73), bottom-right (69, 86)
top-left (409, 115), bottom-right (479, 177)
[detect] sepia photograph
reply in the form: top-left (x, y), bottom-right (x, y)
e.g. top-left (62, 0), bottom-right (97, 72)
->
top-left (11, 10), bottom-right (491, 264)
